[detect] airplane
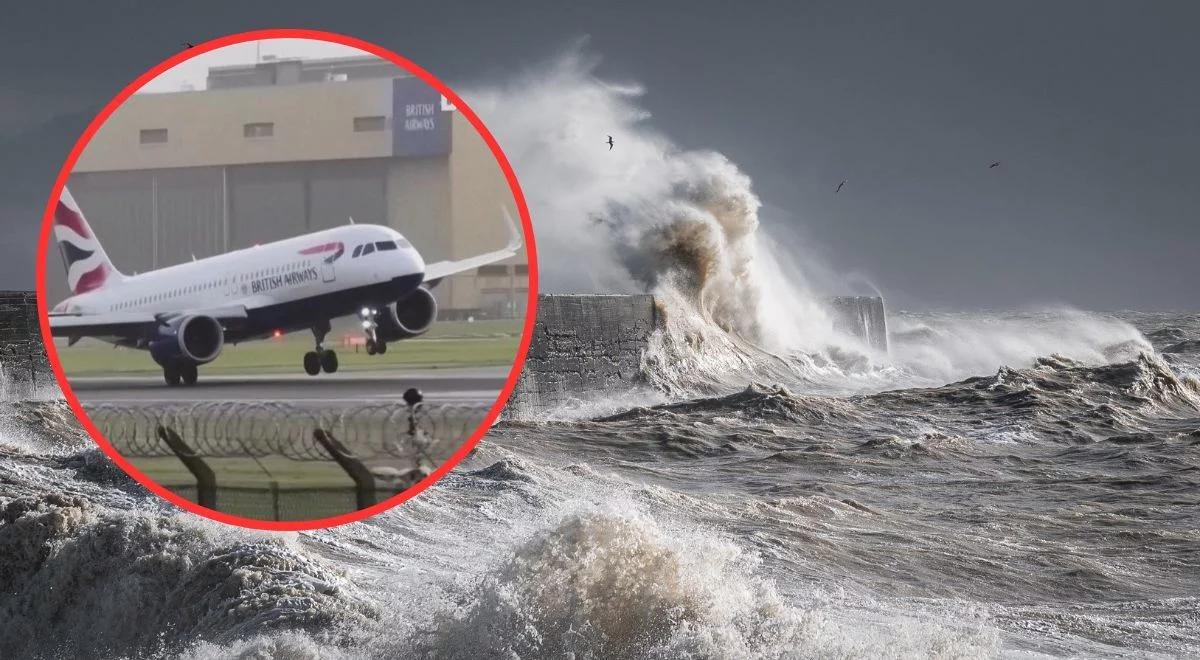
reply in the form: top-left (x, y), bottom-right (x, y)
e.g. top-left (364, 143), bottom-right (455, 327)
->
top-left (47, 186), bottom-right (523, 387)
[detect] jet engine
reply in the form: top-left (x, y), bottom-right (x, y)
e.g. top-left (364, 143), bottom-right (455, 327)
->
top-left (149, 314), bottom-right (224, 366)
top-left (377, 287), bottom-right (438, 341)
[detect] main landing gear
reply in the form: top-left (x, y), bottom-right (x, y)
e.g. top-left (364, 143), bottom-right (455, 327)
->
top-left (304, 320), bottom-right (339, 376)
top-left (163, 360), bottom-right (199, 387)
top-left (360, 306), bottom-right (388, 356)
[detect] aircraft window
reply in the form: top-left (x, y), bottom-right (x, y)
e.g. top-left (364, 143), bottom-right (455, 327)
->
top-left (395, 237), bottom-right (411, 248)
top-left (375, 241), bottom-right (398, 251)
top-left (362, 243), bottom-right (375, 256)
top-left (352, 245), bottom-right (363, 258)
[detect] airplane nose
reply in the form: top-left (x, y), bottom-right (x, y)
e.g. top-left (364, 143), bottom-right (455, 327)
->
top-left (407, 247), bottom-right (426, 277)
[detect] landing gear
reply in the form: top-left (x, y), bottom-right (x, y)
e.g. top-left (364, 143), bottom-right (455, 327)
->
top-left (180, 362), bottom-right (198, 386)
top-left (304, 320), bottom-right (339, 375)
top-left (163, 360), bottom-right (199, 387)
top-left (163, 363), bottom-right (180, 387)
top-left (303, 348), bottom-right (339, 375)
top-left (361, 307), bottom-right (387, 356)
top-left (365, 338), bottom-right (388, 355)
top-left (303, 351), bottom-right (321, 376)
top-left (320, 349), bottom-right (339, 373)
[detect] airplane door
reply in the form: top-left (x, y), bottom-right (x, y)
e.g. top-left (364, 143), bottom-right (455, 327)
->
top-left (320, 243), bottom-right (344, 283)
top-left (225, 272), bottom-right (238, 298)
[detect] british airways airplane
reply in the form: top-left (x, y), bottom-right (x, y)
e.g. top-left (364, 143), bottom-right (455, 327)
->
top-left (48, 187), bottom-right (523, 386)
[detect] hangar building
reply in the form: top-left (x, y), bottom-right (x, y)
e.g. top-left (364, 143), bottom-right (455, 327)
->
top-left (53, 55), bottom-right (529, 320)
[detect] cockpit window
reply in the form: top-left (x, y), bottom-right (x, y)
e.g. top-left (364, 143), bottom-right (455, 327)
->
top-left (375, 240), bottom-right (398, 251)
top-left (361, 243), bottom-right (375, 256)
top-left (352, 245), bottom-right (363, 258)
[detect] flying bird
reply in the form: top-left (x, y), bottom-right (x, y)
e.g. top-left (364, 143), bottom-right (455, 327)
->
top-left (989, 161), bottom-right (1001, 169)
top-left (835, 180), bottom-right (846, 194)
top-left (606, 135), bottom-right (614, 151)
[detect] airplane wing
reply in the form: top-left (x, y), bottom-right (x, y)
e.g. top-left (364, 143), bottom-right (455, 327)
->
top-left (49, 310), bottom-right (158, 340)
top-left (423, 206), bottom-right (524, 286)
top-left (50, 305), bottom-right (250, 342)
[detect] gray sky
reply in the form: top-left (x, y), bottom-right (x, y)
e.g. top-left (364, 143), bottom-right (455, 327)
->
top-left (2, 0), bottom-right (1196, 310)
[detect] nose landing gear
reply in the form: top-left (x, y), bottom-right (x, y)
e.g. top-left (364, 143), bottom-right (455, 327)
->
top-left (366, 338), bottom-right (388, 355)
top-left (304, 320), bottom-right (339, 376)
top-left (360, 307), bottom-right (388, 356)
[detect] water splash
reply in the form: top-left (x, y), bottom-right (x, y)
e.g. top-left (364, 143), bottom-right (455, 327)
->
top-left (468, 47), bottom-right (1157, 396)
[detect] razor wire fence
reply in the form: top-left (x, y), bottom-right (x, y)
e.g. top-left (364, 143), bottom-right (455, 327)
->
top-left (83, 401), bottom-right (491, 521)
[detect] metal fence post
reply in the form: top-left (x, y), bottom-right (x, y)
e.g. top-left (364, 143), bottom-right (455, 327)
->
top-left (157, 425), bottom-right (217, 509)
top-left (313, 429), bottom-right (376, 510)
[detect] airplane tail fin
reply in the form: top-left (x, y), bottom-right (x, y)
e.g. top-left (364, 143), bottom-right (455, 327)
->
top-left (54, 186), bottom-right (124, 295)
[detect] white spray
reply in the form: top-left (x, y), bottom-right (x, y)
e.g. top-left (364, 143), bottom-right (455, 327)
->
top-left (466, 47), bottom-right (1152, 394)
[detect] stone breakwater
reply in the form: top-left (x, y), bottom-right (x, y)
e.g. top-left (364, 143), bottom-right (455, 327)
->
top-left (0, 292), bottom-right (52, 395)
top-left (509, 293), bottom-right (889, 414)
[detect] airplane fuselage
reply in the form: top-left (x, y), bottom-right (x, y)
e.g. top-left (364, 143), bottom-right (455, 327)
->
top-left (52, 223), bottom-right (426, 344)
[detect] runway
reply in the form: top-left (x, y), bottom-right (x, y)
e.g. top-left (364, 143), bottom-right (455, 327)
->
top-left (68, 366), bottom-right (509, 407)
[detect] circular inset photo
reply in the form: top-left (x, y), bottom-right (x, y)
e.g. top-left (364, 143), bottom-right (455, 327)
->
top-left (36, 30), bottom-right (537, 530)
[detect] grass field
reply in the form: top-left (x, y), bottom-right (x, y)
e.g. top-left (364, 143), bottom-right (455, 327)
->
top-left (131, 455), bottom-right (358, 488)
top-left (59, 319), bottom-right (524, 375)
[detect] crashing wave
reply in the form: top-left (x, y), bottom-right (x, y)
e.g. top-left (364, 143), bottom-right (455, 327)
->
top-left (0, 494), bottom-right (378, 658)
top-left (413, 511), bottom-right (995, 658)
top-left (472, 48), bottom-right (1162, 401)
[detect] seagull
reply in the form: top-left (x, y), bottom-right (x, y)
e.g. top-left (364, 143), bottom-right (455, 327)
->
top-left (989, 161), bottom-right (1001, 169)
top-left (606, 135), bottom-right (614, 151)
top-left (835, 180), bottom-right (846, 194)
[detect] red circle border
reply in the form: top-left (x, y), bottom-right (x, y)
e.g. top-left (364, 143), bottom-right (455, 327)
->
top-left (34, 29), bottom-right (539, 532)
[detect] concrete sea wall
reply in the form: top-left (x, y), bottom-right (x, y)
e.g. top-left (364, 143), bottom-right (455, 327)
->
top-left (510, 293), bottom-right (890, 413)
top-left (507, 294), bottom-right (662, 413)
top-left (0, 291), bottom-right (52, 394)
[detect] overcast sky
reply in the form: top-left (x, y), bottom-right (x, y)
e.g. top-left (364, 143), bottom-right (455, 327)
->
top-left (1, 1), bottom-right (1196, 310)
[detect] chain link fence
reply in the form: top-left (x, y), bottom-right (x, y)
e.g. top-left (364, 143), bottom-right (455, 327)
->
top-left (85, 402), bottom-right (490, 521)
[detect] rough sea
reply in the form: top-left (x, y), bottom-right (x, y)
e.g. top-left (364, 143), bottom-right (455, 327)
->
top-left (4, 51), bottom-right (1197, 660)
top-left (1, 309), bottom-right (1196, 659)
